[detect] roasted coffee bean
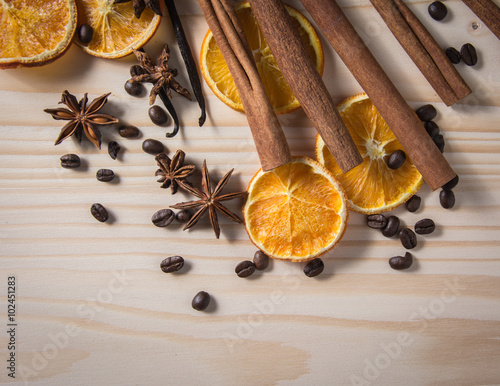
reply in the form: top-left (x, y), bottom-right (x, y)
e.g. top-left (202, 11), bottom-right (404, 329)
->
top-left (439, 189), bottom-right (455, 209)
top-left (78, 24), bottom-right (94, 44)
top-left (176, 209), bottom-right (192, 223)
top-left (152, 209), bottom-right (175, 227)
top-left (415, 218), bottom-right (436, 235)
top-left (367, 214), bottom-right (387, 229)
top-left (253, 250), bottom-right (270, 271)
top-left (424, 121), bottom-right (440, 138)
top-left (108, 141), bottom-right (121, 160)
top-left (235, 260), bottom-right (256, 278)
top-left (124, 80), bottom-right (144, 97)
top-left (399, 228), bottom-right (417, 249)
top-left (382, 215), bottom-right (400, 237)
top-left (60, 154), bottom-right (81, 169)
top-left (304, 258), bottom-right (324, 278)
top-left (96, 169), bottom-right (114, 182)
top-left (160, 256), bottom-right (184, 273)
top-left (130, 65), bottom-right (147, 77)
top-left (387, 150), bottom-right (406, 170)
top-left (415, 104), bottom-right (437, 122)
top-left (445, 47), bottom-right (461, 64)
top-left (192, 291), bottom-right (210, 311)
top-left (118, 125), bottom-right (140, 138)
top-left (442, 175), bottom-right (459, 190)
top-left (432, 133), bottom-right (445, 153)
top-left (406, 195), bottom-right (421, 213)
top-left (389, 252), bottom-right (413, 270)
top-left (461, 43), bottom-right (478, 66)
top-left (428, 1), bottom-right (447, 21)
top-left (90, 203), bottom-right (108, 223)
top-left (142, 139), bottom-right (164, 155)
top-left (148, 105), bottom-right (169, 126)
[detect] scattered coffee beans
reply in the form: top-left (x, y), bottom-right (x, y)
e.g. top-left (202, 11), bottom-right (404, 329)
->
top-left (176, 209), bottom-right (192, 223)
top-left (108, 141), bottom-right (121, 160)
top-left (406, 195), bottom-right (421, 213)
top-left (415, 104), bottom-right (437, 122)
top-left (439, 189), bottom-right (455, 209)
top-left (235, 260), bottom-right (256, 278)
top-left (124, 80), bottom-right (144, 97)
top-left (149, 105), bottom-right (169, 126)
top-left (130, 65), bottom-right (147, 77)
top-left (192, 291), bottom-right (210, 311)
top-left (428, 1), bottom-right (447, 21)
top-left (387, 150), bottom-right (406, 169)
top-left (160, 256), bottom-right (185, 273)
top-left (91, 203), bottom-right (108, 223)
top-left (432, 133), bottom-right (445, 153)
top-left (78, 24), bottom-right (94, 44)
top-left (399, 228), bottom-right (417, 249)
top-left (367, 214), bottom-right (387, 229)
top-left (382, 216), bottom-right (400, 237)
top-left (445, 47), bottom-right (461, 64)
top-left (142, 139), bottom-right (164, 155)
top-left (118, 125), bottom-right (140, 138)
top-left (389, 252), bottom-right (413, 270)
top-left (304, 258), bottom-right (324, 278)
top-left (460, 43), bottom-right (478, 66)
top-left (253, 250), bottom-right (270, 271)
top-left (415, 218), bottom-right (436, 235)
top-left (96, 169), bottom-right (114, 182)
top-left (424, 121), bottom-right (440, 138)
top-left (60, 154), bottom-right (81, 169)
top-left (442, 175), bottom-right (459, 190)
top-left (152, 209), bottom-right (175, 227)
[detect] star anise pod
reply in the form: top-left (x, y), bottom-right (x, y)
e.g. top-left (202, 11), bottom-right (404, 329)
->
top-left (155, 150), bottom-right (196, 194)
top-left (113, 0), bottom-right (162, 19)
top-left (171, 161), bottom-right (247, 239)
top-left (44, 90), bottom-right (119, 149)
top-left (130, 45), bottom-right (191, 105)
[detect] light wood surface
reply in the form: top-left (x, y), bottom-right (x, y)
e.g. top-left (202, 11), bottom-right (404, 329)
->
top-left (1, 0), bottom-right (500, 384)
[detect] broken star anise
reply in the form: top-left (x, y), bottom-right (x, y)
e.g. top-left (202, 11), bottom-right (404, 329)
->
top-left (130, 45), bottom-right (191, 106)
top-left (113, 0), bottom-right (162, 19)
top-left (171, 161), bottom-right (247, 239)
top-left (155, 150), bottom-right (196, 194)
top-left (44, 90), bottom-right (119, 149)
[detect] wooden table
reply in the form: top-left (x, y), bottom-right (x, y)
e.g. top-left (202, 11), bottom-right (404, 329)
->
top-left (1, 0), bottom-right (499, 384)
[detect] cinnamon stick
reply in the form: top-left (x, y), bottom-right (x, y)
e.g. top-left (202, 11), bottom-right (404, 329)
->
top-left (300, 0), bottom-right (456, 190)
top-left (246, 0), bottom-right (362, 173)
top-left (462, 0), bottom-right (500, 39)
top-left (370, 0), bottom-right (472, 106)
top-left (197, 0), bottom-right (291, 171)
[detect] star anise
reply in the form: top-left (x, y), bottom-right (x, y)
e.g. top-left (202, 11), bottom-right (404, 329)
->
top-left (155, 150), bottom-right (196, 194)
top-left (44, 90), bottom-right (119, 149)
top-left (171, 161), bottom-right (247, 239)
top-left (113, 0), bottom-right (162, 19)
top-left (130, 45), bottom-right (191, 105)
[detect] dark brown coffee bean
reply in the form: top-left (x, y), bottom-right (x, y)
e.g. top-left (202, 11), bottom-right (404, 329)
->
top-left (96, 169), bottom-right (114, 182)
top-left (439, 189), bottom-right (455, 209)
top-left (442, 175), bottom-right (459, 190)
top-left (445, 47), bottom-right (461, 64)
top-left (124, 80), bottom-right (144, 97)
top-left (142, 139), bottom-right (164, 155)
top-left (235, 261), bottom-right (256, 278)
top-left (91, 203), bottom-right (108, 223)
top-left (428, 1), bottom-right (447, 21)
top-left (60, 154), bottom-right (81, 169)
top-left (424, 121), bottom-right (440, 138)
top-left (192, 291), bottom-right (210, 311)
top-left (118, 125), bottom-right (140, 138)
top-left (108, 141), bottom-right (121, 160)
top-left (387, 150), bottom-right (406, 170)
top-left (253, 250), bottom-right (270, 271)
top-left (303, 258), bottom-right (324, 277)
top-left (130, 65), bottom-right (147, 77)
top-left (415, 218), bottom-right (436, 235)
top-left (160, 256), bottom-right (184, 273)
top-left (152, 209), bottom-right (175, 227)
top-left (176, 209), bottom-right (192, 223)
top-left (367, 214), bottom-right (387, 229)
top-left (406, 195), bottom-right (421, 213)
top-left (78, 24), bottom-right (93, 44)
top-left (382, 216), bottom-right (400, 237)
top-left (461, 43), bottom-right (478, 66)
top-left (389, 252), bottom-right (413, 270)
top-left (399, 228), bottom-right (417, 249)
top-left (432, 133), bottom-right (445, 153)
top-left (415, 104), bottom-right (437, 122)
top-left (149, 105), bottom-right (169, 126)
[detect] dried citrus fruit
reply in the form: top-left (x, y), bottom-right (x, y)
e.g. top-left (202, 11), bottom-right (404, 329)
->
top-left (74, 0), bottom-right (161, 58)
top-left (243, 157), bottom-right (348, 262)
top-left (0, 0), bottom-right (77, 69)
top-left (315, 93), bottom-right (423, 214)
top-left (200, 1), bottom-right (324, 114)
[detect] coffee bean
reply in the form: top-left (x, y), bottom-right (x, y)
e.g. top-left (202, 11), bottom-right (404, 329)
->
top-left (118, 125), bottom-right (140, 138)
top-left (367, 214), bottom-right (387, 229)
top-left (96, 169), bottom-right (114, 182)
top-left (432, 133), bottom-right (445, 153)
top-left (461, 43), bottom-right (478, 66)
top-left (253, 250), bottom-right (270, 271)
top-left (235, 260), bottom-right (256, 278)
top-left (387, 150), bottom-right (406, 170)
top-left (442, 175), bottom-right (459, 190)
top-left (406, 195), bottom-right (421, 213)
top-left (60, 154), bottom-right (81, 169)
top-left (124, 80), bottom-right (144, 97)
top-left (445, 47), bottom-right (461, 64)
top-left (152, 209), bottom-right (175, 227)
top-left (415, 218), bottom-right (436, 235)
top-left (399, 228), bottom-right (417, 249)
top-left (382, 216), bottom-right (400, 237)
top-left (130, 65), bottom-right (147, 77)
top-left (428, 1), bottom-right (447, 21)
top-left (389, 252), bottom-right (413, 270)
top-left (192, 291), bottom-right (210, 311)
top-left (149, 105), bottom-right (169, 126)
top-left (160, 256), bottom-right (184, 273)
top-left (439, 189), bottom-right (455, 209)
top-left (415, 104), bottom-right (437, 122)
top-left (176, 209), bottom-right (192, 223)
top-left (303, 258), bottom-right (324, 278)
top-left (142, 139), bottom-right (164, 155)
top-left (424, 121), bottom-right (440, 138)
top-left (78, 24), bottom-right (94, 44)
top-left (108, 141), bottom-right (121, 160)
top-left (90, 203), bottom-right (108, 223)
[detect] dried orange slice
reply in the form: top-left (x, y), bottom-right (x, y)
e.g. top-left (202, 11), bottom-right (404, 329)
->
top-left (315, 93), bottom-right (423, 214)
top-left (200, 1), bottom-right (324, 114)
top-left (243, 157), bottom-right (348, 262)
top-left (74, 0), bottom-right (161, 58)
top-left (0, 0), bottom-right (77, 69)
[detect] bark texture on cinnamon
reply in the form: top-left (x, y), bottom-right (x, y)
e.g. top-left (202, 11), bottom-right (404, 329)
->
top-left (462, 0), bottom-right (500, 39)
top-left (300, 0), bottom-right (456, 190)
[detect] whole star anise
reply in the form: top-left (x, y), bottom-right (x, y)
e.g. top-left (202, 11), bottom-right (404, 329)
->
top-left (113, 0), bottom-right (162, 19)
top-left (171, 161), bottom-right (247, 239)
top-left (44, 90), bottom-right (119, 149)
top-left (155, 150), bottom-right (196, 194)
top-left (130, 45), bottom-right (191, 105)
